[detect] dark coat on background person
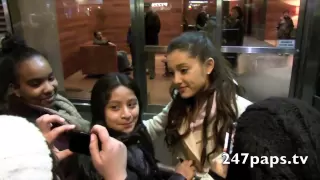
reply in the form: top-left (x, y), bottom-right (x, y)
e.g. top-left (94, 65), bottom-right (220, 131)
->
top-left (196, 11), bottom-right (208, 31)
top-left (224, 17), bottom-right (245, 46)
top-left (223, 17), bottom-right (245, 68)
top-left (79, 123), bottom-right (186, 180)
top-left (117, 51), bottom-right (132, 75)
top-left (277, 17), bottom-right (294, 39)
top-left (145, 10), bottom-right (161, 45)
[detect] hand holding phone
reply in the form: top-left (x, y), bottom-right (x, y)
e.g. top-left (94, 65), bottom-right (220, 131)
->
top-left (36, 114), bottom-right (75, 161)
top-left (68, 131), bottom-right (102, 156)
top-left (175, 159), bottom-right (196, 180)
top-left (89, 125), bottom-right (128, 180)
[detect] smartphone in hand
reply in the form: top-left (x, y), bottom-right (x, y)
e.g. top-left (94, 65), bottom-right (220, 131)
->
top-left (68, 131), bottom-right (102, 156)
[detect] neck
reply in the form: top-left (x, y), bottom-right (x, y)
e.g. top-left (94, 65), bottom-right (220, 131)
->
top-left (194, 82), bottom-right (211, 107)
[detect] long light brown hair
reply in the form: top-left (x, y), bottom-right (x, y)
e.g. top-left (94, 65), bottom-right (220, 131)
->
top-left (165, 32), bottom-right (239, 166)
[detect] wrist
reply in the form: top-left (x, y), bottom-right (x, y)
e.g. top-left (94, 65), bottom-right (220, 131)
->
top-left (104, 171), bottom-right (127, 180)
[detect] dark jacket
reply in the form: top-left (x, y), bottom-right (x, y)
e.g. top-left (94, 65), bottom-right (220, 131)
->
top-left (227, 97), bottom-right (320, 180)
top-left (196, 12), bottom-right (208, 30)
top-left (127, 26), bottom-right (132, 45)
top-left (224, 17), bottom-right (245, 46)
top-left (145, 11), bottom-right (161, 45)
top-left (80, 123), bottom-right (185, 180)
top-left (277, 17), bottom-right (294, 39)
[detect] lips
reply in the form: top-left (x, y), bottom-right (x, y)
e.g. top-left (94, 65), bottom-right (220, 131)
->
top-left (42, 94), bottom-right (55, 103)
top-left (122, 121), bottom-right (133, 126)
top-left (179, 86), bottom-right (187, 93)
top-left (122, 121), bottom-right (135, 129)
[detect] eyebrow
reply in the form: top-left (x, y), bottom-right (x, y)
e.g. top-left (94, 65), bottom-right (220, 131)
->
top-left (176, 63), bottom-right (189, 69)
top-left (108, 98), bottom-right (138, 104)
top-left (26, 72), bottom-right (54, 82)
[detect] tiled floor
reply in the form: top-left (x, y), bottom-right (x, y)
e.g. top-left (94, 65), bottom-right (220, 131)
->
top-left (64, 54), bottom-right (172, 104)
top-left (64, 36), bottom-right (294, 104)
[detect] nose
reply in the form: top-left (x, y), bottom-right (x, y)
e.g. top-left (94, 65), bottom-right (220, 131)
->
top-left (121, 106), bottom-right (132, 120)
top-left (173, 72), bottom-right (182, 85)
top-left (43, 81), bottom-right (54, 94)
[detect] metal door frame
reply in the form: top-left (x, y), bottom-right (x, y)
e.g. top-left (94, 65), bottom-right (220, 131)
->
top-left (288, 0), bottom-right (320, 108)
top-left (130, 0), bottom-right (148, 110)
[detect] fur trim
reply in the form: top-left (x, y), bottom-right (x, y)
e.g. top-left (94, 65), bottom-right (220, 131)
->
top-left (0, 115), bottom-right (53, 179)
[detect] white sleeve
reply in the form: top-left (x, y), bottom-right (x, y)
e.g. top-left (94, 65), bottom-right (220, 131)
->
top-left (236, 95), bottom-right (253, 117)
top-left (143, 101), bottom-right (172, 141)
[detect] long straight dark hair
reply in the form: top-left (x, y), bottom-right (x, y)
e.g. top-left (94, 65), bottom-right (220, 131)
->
top-left (164, 32), bottom-right (239, 166)
top-left (90, 73), bottom-right (143, 132)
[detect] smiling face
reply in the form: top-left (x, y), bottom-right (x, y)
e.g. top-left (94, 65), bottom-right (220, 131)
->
top-left (167, 50), bottom-right (214, 99)
top-left (104, 85), bottom-right (139, 133)
top-left (14, 55), bottom-right (58, 108)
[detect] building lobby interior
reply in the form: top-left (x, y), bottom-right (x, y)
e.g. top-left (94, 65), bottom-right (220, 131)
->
top-left (7, 0), bottom-right (300, 105)
top-left (59, 0), bottom-right (299, 105)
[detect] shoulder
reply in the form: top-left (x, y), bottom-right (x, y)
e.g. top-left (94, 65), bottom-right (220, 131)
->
top-left (235, 95), bottom-right (252, 117)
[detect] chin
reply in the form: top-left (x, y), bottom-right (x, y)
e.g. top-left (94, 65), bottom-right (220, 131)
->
top-left (123, 127), bottom-right (135, 133)
top-left (180, 91), bottom-right (195, 99)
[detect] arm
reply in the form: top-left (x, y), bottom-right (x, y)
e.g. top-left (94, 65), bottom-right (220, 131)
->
top-left (142, 101), bottom-right (172, 141)
top-left (108, 41), bottom-right (116, 46)
top-left (93, 39), bottom-right (108, 45)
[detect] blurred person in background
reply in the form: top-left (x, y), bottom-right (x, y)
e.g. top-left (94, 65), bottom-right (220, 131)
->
top-left (196, 5), bottom-right (208, 31)
top-left (93, 31), bottom-right (116, 46)
top-left (277, 10), bottom-right (294, 40)
top-left (144, 2), bottom-right (161, 79)
top-left (223, 6), bottom-right (245, 69)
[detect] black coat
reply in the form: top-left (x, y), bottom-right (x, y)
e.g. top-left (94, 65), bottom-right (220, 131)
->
top-left (196, 12), bottom-right (208, 30)
top-left (79, 123), bottom-right (185, 180)
top-left (145, 11), bottom-right (161, 45)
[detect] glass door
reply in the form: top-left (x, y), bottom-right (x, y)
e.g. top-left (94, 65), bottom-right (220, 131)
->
top-left (213, 0), bottom-right (304, 102)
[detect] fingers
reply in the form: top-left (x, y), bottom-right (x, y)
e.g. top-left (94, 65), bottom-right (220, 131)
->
top-left (36, 114), bottom-right (65, 133)
top-left (182, 160), bottom-right (193, 167)
top-left (91, 125), bottom-right (110, 144)
top-left (57, 149), bottom-right (74, 161)
top-left (47, 124), bottom-right (75, 144)
top-left (89, 133), bottom-right (102, 166)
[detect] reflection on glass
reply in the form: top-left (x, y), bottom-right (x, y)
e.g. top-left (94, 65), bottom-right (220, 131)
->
top-left (221, 0), bottom-right (300, 47)
top-left (235, 53), bottom-right (293, 102)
